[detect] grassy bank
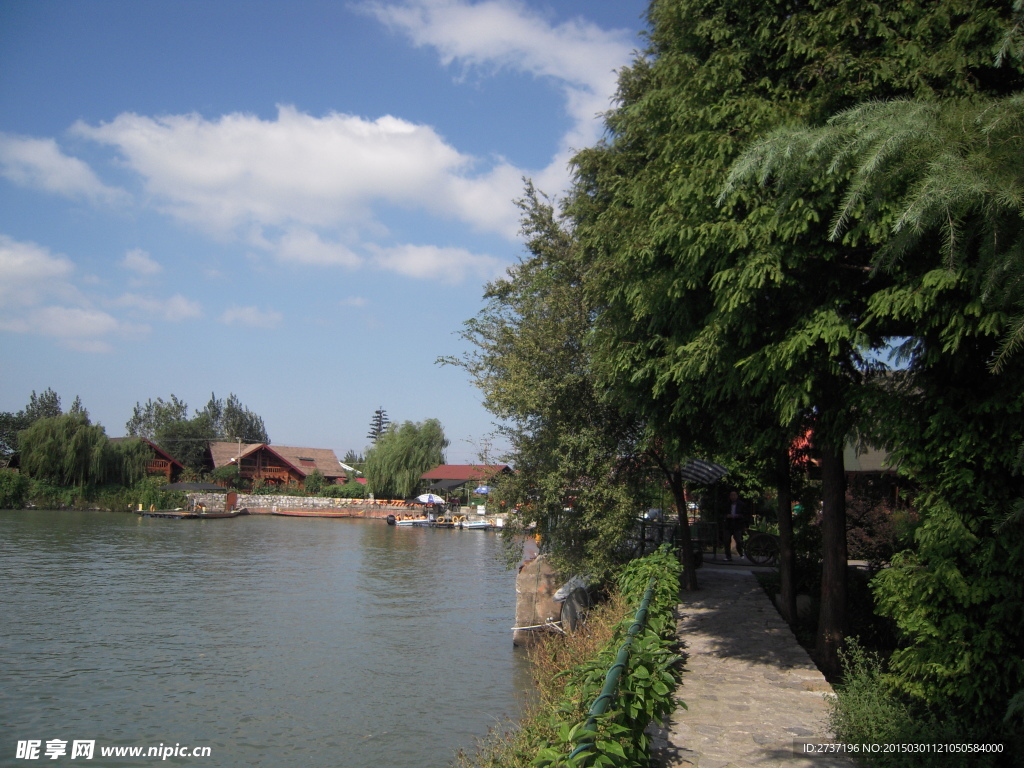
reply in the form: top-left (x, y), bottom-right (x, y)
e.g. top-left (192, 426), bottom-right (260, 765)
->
top-left (455, 546), bottom-right (683, 768)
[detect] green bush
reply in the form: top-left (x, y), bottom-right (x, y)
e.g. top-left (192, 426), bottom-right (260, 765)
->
top-left (304, 469), bottom-right (325, 495)
top-left (321, 482), bottom-right (367, 499)
top-left (27, 479), bottom-right (80, 509)
top-left (872, 498), bottom-right (1024, 723)
top-left (534, 545), bottom-right (683, 768)
top-left (0, 469), bottom-right (30, 508)
top-left (828, 639), bottom-right (1020, 767)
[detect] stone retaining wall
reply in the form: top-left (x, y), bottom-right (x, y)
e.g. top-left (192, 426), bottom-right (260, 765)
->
top-left (188, 493), bottom-right (473, 518)
top-left (190, 492), bottom-right (371, 510)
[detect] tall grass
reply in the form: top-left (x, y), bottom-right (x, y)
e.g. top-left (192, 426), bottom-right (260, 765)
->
top-left (453, 591), bottom-right (628, 768)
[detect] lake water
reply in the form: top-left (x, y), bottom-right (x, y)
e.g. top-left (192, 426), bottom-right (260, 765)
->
top-left (0, 510), bottom-right (532, 767)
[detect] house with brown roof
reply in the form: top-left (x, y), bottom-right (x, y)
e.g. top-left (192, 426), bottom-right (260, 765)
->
top-left (110, 437), bottom-right (184, 482)
top-left (208, 442), bottom-right (346, 488)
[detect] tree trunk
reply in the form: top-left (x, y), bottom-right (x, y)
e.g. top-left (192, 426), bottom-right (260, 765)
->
top-left (816, 445), bottom-right (848, 680)
top-left (775, 447), bottom-right (797, 627)
top-left (667, 469), bottom-right (699, 591)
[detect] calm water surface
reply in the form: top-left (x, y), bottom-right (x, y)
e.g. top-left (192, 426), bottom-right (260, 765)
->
top-left (0, 510), bottom-right (532, 767)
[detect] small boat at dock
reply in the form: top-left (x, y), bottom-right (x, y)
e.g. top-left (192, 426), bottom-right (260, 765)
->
top-left (387, 514), bottom-right (492, 530)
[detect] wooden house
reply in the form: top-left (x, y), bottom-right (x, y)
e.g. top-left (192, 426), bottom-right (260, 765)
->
top-left (110, 437), bottom-right (184, 482)
top-left (208, 442), bottom-right (346, 488)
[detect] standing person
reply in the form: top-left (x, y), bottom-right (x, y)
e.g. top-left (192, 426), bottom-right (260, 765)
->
top-left (723, 490), bottom-right (747, 561)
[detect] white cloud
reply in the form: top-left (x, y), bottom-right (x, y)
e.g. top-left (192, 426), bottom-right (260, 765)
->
top-left (0, 235), bottom-right (76, 307)
top-left (73, 107), bottom-right (476, 232)
top-left (0, 305), bottom-right (141, 353)
top-left (0, 234), bottom-right (155, 352)
top-left (32, 1), bottom-right (634, 284)
top-left (72, 106), bottom-right (527, 268)
top-left (220, 305), bottom-right (283, 328)
top-left (370, 242), bottom-right (505, 282)
top-left (121, 248), bottom-right (162, 275)
top-left (360, 0), bottom-right (631, 155)
top-left (274, 228), bottom-right (362, 267)
top-left (0, 132), bottom-right (126, 204)
top-left (114, 292), bottom-right (203, 322)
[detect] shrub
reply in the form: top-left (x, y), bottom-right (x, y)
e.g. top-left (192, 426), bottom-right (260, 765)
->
top-left (456, 546), bottom-right (683, 768)
top-left (846, 498), bottom-right (918, 568)
top-left (828, 639), bottom-right (1019, 767)
top-left (534, 545), bottom-right (683, 767)
top-left (0, 469), bottom-right (30, 509)
top-left (304, 469), bottom-right (325, 495)
top-left (322, 481), bottom-right (367, 499)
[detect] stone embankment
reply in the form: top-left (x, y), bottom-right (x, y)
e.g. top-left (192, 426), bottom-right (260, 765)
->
top-left (188, 492), bottom-right (487, 520)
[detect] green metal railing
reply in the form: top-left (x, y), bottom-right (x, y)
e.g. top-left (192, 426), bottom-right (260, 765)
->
top-left (566, 576), bottom-right (656, 765)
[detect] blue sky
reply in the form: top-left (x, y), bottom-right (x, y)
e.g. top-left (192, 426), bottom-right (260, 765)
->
top-left (0, 0), bottom-right (647, 463)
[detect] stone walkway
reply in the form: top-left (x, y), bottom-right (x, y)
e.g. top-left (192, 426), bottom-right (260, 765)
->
top-left (650, 557), bottom-right (858, 768)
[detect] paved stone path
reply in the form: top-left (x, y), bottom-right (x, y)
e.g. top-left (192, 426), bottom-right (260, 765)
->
top-left (650, 557), bottom-right (858, 768)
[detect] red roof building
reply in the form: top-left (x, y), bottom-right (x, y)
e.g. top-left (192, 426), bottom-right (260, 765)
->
top-left (420, 464), bottom-right (511, 490)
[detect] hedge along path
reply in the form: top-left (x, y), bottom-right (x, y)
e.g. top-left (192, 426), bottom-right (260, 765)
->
top-left (650, 567), bottom-right (857, 768)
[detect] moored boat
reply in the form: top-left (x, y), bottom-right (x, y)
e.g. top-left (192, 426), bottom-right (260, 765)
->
top-left (387, 513), bottom-right (492, 530)
top-left (271, 509), bottom-right (362, 518)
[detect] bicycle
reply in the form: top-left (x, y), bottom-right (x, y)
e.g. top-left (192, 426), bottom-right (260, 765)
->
top-left (743, 531), bottom-right (780, 566)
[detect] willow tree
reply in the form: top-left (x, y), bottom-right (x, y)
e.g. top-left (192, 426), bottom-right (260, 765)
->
top-left (364, 418), bottom-right (448, 500)
top-left (569, 0), bottom-right (1017, 677)
top-left (17, 413), bottom-right (141, 488)
top-left (1, 388), bottom-right (64, 458)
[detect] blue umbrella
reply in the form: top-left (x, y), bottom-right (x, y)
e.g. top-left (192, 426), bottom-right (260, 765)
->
top-left (473, 486), bottom-right (490, 494)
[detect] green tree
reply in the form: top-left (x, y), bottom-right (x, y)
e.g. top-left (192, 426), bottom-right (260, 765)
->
top-left (1, 388), bottom-right (65, 458)
top-left (720, 14), bottom-right (1024, 718)
top-left (444, 183), bottom-right (651, 579)
top-left (366, 407), bottom-right (390, 444)
top-left (154, 414), bottom-right (214, 472)
top-left (0, 468), bottom-right (31, 508)
top-left (125, 395), bottom-right (189, 439)
top-left (568, 0), bottom-right (1018, 676)
top-left (364, 418), bottom-right (448, 500)
top-left (19, 413), bottom-right (114, 488)
top-left (126, 392), bottom-right (269, 471)
top-left (197, 392), bottom-right (269, 443)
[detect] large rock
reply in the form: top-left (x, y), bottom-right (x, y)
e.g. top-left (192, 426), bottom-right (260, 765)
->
top-left (513, 554), bottom-right (563, 646)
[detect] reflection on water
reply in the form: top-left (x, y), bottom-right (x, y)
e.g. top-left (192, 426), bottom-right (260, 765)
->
top-left (0, 510), bottom-right (532, 767)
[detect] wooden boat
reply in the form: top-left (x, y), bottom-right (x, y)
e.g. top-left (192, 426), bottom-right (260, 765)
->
top-left (137, 509), bottom-right (198, 519)
top-left (271, 509), bottom-right (361, 518)
top-left (194, 509), bottom-right (247, 519)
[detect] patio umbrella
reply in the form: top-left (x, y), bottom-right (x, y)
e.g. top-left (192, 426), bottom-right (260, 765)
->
top-left (416, 493), bottom-right (445, 504)
top-left (473, 486), bottom-right (490, 494)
